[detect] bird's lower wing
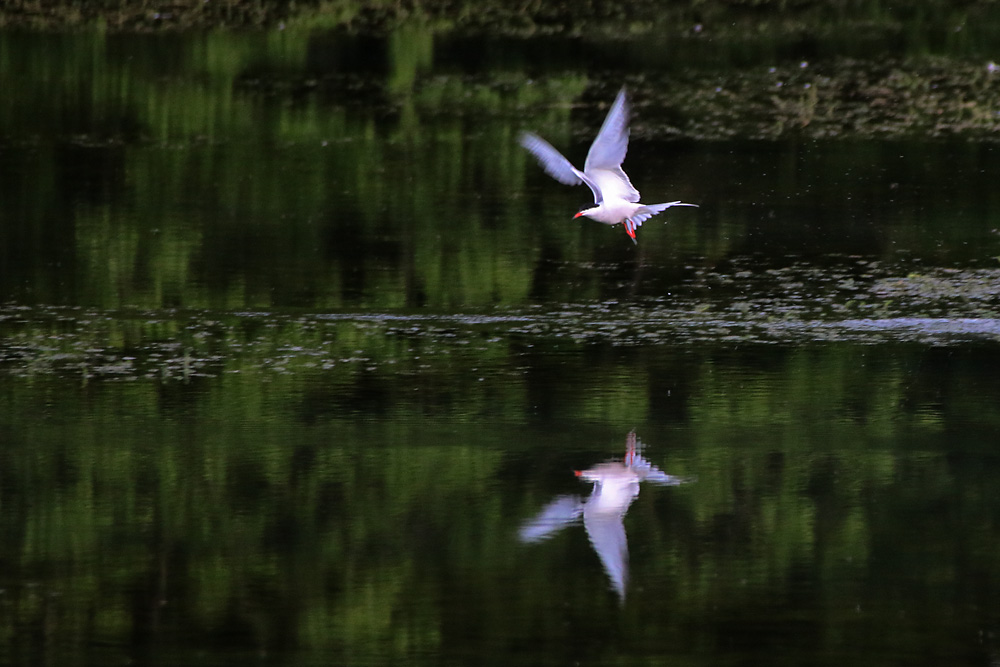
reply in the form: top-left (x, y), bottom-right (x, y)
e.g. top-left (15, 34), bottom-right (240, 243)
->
top-left (519, 132), bottom-right (603, 203)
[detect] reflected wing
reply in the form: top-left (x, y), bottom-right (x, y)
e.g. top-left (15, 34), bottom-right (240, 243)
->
top-left (519, 133), bottom-right (603, 203)
top-left (584, 88), bottom-right (640, 203)
top-left (518, 495), bottom-right (584, 543)
top-left (583, 511), bottom-right (628, 600)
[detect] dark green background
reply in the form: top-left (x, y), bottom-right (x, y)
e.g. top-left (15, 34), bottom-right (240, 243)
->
top-left (1, 9), bottom-right (1000, 666)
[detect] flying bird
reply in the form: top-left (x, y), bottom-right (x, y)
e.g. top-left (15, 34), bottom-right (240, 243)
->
top-left (519, 88), bottom-right (697, 244)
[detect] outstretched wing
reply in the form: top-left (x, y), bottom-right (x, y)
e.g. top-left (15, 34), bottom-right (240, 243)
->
top-left (585, 88), bottom-right (640, 204)
top-left (519, 132), bottom-right (603, 203)
top-left (519, 133), bottom-right (582, 186)
top-left (585, 88), bottom-right (630, 173)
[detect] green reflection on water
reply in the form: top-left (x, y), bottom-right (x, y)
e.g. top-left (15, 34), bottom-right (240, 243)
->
top-left (1, 341), bottom-right (999, 664)
top-left (0, 29), bottom-right (602, 310)
top-left (3, 29), bottom-right (1000, 312)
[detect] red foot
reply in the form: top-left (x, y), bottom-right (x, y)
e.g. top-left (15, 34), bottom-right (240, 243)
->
top-left (624, 221), bottom-right (637, 244)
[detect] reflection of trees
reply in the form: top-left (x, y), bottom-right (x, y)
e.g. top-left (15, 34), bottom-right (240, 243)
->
top-left (1, 343), bottom-right (999, 661)
top-left (5, 30), bottom-right (993, 313)
top-left (0, 29), bottom-right (599, 310)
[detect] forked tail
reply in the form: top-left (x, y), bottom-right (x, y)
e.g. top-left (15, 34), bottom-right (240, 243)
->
top-left (623, 201), bottom-right (698, 244)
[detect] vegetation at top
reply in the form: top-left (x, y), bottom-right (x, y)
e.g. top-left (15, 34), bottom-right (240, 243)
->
top-left (3, 0), bottom-right (1000, 35)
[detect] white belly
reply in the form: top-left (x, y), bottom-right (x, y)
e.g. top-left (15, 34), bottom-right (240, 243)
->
top-left (583, 199), bottom-right (640, 226)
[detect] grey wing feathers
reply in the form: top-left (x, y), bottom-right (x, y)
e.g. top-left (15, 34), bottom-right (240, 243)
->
top-left (519, 133), bottom-right (584, 186)
top-left (519, 132), bottom-right (604, 203)
top-left (584, 88), bottom-right (640, 203)
top-left (585, 88), bottom-right (631, 173)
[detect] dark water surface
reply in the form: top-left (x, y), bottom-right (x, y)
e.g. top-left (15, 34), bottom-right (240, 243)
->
top-left (2, 27), bottom-right (1000, 666)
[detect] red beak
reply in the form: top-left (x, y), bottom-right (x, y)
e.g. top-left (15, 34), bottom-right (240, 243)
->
top-left (573, 211), bottom-right (584, 219)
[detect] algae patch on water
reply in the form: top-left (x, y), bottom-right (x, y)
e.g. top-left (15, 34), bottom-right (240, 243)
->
top-left (2, 263), bottom-right (998, 382)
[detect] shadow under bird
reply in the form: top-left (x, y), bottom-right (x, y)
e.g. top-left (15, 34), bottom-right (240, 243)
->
top-left (518, 431), bottom-right (690, 601)
top-left (519, 87), bottom-right (697, 244)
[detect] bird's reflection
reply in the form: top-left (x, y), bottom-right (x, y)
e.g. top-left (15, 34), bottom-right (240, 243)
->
top-left (519, 431), bottom-right (689, 601)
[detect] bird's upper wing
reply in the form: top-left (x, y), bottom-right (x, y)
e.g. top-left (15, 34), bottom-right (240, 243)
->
top-left (519, 132), bottom-right (603, 203)
top-left (584, 88), bottom-right (640, 203)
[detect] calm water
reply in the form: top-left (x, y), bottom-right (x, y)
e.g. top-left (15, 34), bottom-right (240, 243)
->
top-left (2, 26), bottom-right (1000, 666)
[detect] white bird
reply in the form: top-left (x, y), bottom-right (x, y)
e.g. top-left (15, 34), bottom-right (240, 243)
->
top-left (520, 87), bottom-right (697, 244)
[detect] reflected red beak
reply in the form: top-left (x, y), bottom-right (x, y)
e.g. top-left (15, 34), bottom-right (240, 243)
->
top-left (573, 470), bottom-right (583, 477)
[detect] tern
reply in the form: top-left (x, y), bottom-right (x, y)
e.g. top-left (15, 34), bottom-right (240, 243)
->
top-left (520, 88), bottom-right (697, 244)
